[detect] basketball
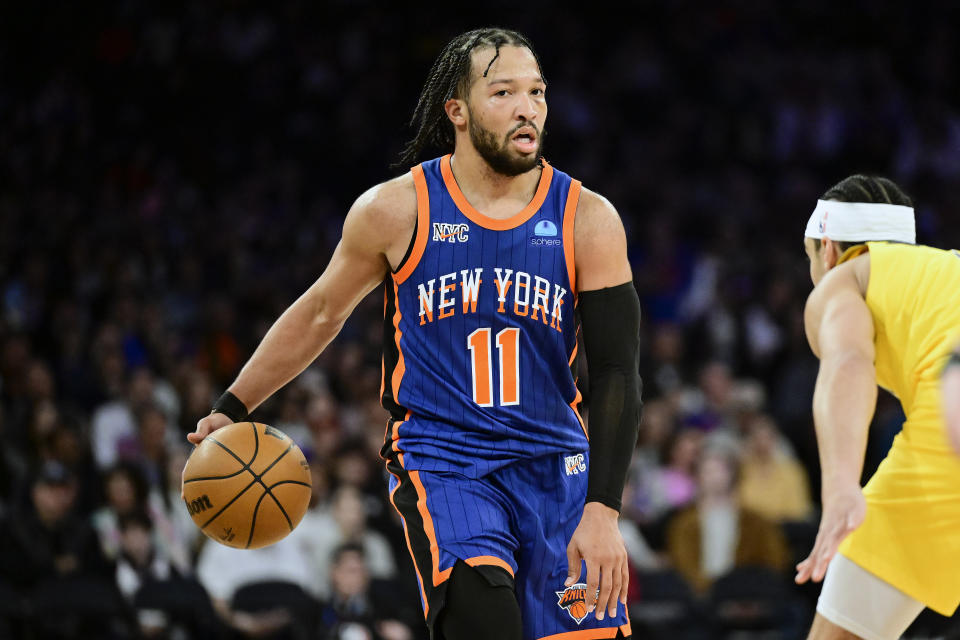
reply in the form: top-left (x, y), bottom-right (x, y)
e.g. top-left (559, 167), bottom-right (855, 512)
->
top-left (569, 601), bottom-right (587, 620)
top-left (181, 422), bottom-right (312, 549)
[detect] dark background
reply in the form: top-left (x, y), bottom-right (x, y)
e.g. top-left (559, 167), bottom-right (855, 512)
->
top-left (1, 1), bottom-right (959, 638)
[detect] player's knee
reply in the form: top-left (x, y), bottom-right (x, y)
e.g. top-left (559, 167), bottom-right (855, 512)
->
top-left (439, 561), bottom-right (521, 640)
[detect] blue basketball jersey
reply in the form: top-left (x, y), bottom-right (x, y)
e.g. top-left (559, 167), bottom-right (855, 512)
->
top-left (380, 154), bottom-right (587, 478)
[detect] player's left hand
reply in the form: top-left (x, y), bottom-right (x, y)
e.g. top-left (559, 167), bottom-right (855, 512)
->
top-left (565, 502), bottom-right (628, 622)
top-left (795, 484), bottom-right (866, 584)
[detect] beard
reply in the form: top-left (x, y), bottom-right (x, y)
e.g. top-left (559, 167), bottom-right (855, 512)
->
top-left (468, 114), bottom-right (545, 177)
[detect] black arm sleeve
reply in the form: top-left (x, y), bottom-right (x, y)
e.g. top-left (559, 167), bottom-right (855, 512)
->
top-left (578, 281), bottom-right (643, 512)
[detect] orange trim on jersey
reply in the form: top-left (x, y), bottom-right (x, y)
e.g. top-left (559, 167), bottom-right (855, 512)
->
top-left (385, 465), bottom-right (429, 618)
top-left (562, 179), bottom-right (582, 293)
top-left (571, 389), bottom-right (586, 439)
top-left (568, 335), bottom-right (587, 438)
top-left (394, 164), bottom-right (431, 285)
top-left (537, 621), bottom-right (631, 640)
top-left (410, 470), bottom-right (453, 586)
top-left (440, 154), bottom-right (554, 231)
top-left (379, 287), bottom-right (388, 402)
top-left (390, 410), bottom-right (411, 466)
top-left (390, 279), bottom-right (406, 421)
top-left (464, 555), bottom-right (515, 577)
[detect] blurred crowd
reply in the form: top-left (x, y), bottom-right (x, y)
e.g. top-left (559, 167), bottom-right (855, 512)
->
top-left (2, 1), bottom-right (960, 638)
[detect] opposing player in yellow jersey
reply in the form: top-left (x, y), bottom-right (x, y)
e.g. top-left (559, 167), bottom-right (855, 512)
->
top-left (795, 174), bottom-right (960, 640)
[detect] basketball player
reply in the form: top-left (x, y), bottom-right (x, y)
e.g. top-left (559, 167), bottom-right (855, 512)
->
top-left (795, 175), bottom-right (960, 640)
top-left (188, 28), bottom-right (641, 640)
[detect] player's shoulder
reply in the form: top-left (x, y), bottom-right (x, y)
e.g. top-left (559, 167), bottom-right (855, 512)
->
top-left (806, 253), bottom-right (870, 309)
top-left (347, 172), bottom-right (418, 238)
top-left (572, 186), bottom-right (623, 240)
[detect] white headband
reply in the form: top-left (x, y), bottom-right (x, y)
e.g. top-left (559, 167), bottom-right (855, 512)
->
top-left (804, 200), bottom-right (915, 244)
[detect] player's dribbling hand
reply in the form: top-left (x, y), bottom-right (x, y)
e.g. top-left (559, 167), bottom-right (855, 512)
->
top-left (795, 484), bottom-right (866, 584)
top-left (187, 412), bottom-right (234, 446)
top-left (565, 502), bottom-right (629, 622)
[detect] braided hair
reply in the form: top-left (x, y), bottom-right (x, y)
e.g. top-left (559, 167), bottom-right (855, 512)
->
top-left (817, 175), bottom-right (914, 252)
top-left (393, 28), bottom-right (544, 170)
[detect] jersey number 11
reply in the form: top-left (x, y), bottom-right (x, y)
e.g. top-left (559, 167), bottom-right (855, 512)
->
top-left (467, 327), bottom-right (520, 407)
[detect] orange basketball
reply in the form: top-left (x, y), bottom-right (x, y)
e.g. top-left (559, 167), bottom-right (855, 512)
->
top-left (181, 422), bottom-right (311, 549)
top-left (569, 601), bottom-right (587, 620)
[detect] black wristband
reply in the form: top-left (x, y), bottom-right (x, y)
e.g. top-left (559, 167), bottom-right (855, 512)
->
top-left (211, 390), bottom-right (249, 423)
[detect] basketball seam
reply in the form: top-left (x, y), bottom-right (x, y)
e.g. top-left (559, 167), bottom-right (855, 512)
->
top-left (197, 424), bottom-right (261, 532)
top-left (200, 476), bottom-right (258, 529)
top-left (182, 468), bottom-right (247, 484)
top-left (243, 444), bottom-right (296, 548)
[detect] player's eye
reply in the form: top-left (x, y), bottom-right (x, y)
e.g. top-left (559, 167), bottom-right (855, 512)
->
top-left (531, 88), bottom-right (544, 96)
top-left (495, 90), bottom-right (509, 97)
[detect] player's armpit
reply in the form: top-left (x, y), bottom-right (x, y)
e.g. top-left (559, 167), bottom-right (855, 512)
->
top-left (573, 189), bottom-right (632, 291)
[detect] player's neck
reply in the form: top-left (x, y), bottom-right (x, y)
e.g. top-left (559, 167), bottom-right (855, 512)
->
top-left (449, 148), bottom-right (541, 220)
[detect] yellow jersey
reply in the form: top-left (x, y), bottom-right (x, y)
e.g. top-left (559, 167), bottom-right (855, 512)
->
top-left (837, 241), bottom-right (960, 615)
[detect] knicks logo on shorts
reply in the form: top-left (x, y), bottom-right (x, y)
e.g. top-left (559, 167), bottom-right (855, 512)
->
top-left (556, 583), bottom-right (590, 624)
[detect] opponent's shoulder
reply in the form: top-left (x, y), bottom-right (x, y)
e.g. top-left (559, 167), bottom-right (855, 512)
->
top-left (804, 254), bottom-right (872, 355)
top-left (806, 253), bottom-right (870, 311)
top-left (344, 173), bottom-right (417, 250)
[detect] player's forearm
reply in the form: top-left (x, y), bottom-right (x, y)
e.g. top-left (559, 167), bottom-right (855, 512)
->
top-left (813, 351), bottom-right (877, 491)
top-left (579, 282), bottom-right (642, 511)
top-left (229, 291), bottom-right (346, 412)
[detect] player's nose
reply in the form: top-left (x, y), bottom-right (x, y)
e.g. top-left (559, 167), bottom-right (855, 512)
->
top-left (515, 94), bottom-right (540, 121)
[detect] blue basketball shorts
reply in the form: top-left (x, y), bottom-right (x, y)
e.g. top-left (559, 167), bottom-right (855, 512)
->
top-left (385, 451), bottom-right (632, 640)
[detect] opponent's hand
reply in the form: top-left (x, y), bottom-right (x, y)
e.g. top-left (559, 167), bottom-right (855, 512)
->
top-left (187, 412), bottom-right (234, 446)
top-left (795, 484), bottom-right (866, 584)
top-left (565, 502), bottom-right (628, 621)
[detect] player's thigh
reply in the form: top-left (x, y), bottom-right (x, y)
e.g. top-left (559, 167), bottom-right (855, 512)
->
top-left (813, 554), bottom-right (925, 640)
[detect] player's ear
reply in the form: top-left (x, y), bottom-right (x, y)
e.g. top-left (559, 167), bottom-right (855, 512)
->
top-left (822, 237), bottom-right (840, 270)
top-left (445, 98), bottom-right (467, 128)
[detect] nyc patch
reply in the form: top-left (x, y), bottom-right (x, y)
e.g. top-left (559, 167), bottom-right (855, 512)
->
top-left (564, 453), bottom-right (586, 476)
top-left (433, 222), bottom-right (469, 243)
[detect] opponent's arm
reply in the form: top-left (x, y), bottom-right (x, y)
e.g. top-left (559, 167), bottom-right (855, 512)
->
top-left (189, 178), bottom-right (415, 444)
top-left (943, 347), bottom-right (960, 455)
top-left (795, 258), bottom-right (875, 584)
top-left (564, 188), bottom-right (640, 621)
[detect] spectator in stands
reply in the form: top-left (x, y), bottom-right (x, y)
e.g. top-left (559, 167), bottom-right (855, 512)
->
top-left (195, 524), bottom-right (316, 636)
top-left (318, 542), bottom-right (420, 640)
top-left (92, 461), bottom-right (151, 560)
top-left (298, 484), bottom-right (396, 599)
top-left (91, 367), bottom-right (157, 469)
top-left (738, 414), bottom-right (813, 523)
top-left (0, 460), bottom-right (112, 587)
top-left (666, 443), bottom-right (789, 593)
top-left (115, 510), bottom-right (173, 596)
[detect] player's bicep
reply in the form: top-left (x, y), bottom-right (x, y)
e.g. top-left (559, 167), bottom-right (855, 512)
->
top-left (574, 190), bottom-right (632, 292)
